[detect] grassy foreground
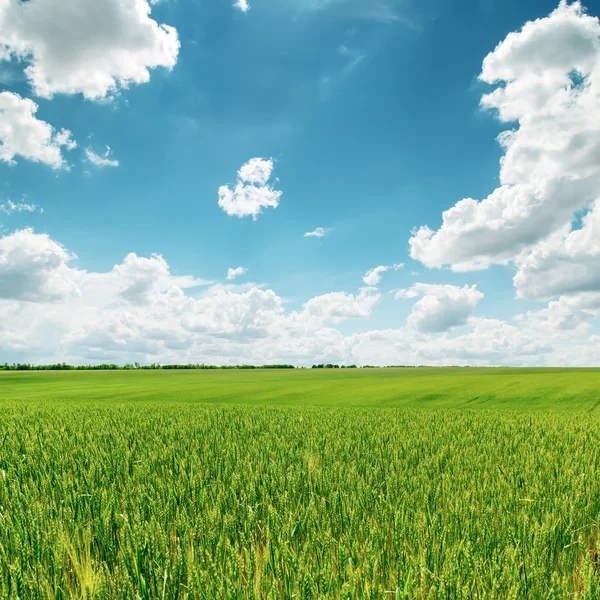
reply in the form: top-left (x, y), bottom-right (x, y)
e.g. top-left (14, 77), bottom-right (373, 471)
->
top-left (1, 368), bottom-right (600, 598)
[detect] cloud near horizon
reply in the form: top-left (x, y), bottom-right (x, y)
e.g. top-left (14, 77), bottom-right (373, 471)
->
top-left (0, 228), bottom-right (598, 367)
top-left (396, 283), bottom-right (484, 333)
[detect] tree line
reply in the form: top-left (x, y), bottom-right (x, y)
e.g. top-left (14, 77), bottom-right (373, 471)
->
top-left (0, 363), bottom-right (296, 371)
top-left (0, 363), bottom-right (428, 371)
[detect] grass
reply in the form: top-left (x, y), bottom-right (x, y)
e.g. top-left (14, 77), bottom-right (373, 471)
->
top-left (3, 367), bottom-right (600, 410)
top-left (1, 368), bottom-right (600, 598)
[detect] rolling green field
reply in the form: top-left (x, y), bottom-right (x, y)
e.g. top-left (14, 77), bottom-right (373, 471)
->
top-left (2, 368), bottom-right (600, 599)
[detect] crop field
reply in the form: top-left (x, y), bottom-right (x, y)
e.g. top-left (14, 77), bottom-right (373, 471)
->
top-left (2, 368), bottom-right (600, 599)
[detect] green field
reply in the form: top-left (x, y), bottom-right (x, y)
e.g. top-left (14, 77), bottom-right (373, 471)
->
top-left (2, 368), bottom-right (600, 598)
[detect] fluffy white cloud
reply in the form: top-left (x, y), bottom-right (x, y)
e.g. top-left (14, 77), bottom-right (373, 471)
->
top-left (226, 266), bottom-right (247, 280)
top-left (397, 283), bottom-right (484, 333)
top-left (410, 2), bottom-right (600, 271)
top-left (182, 288), bottom-right (283, 336)
top-left (0, 91), bottom-right (75, 168)
top-left (1, 229), bottom-right (599, 367)
top-left (237, 158), bottom-right (271, 185)
top-left (86, 146), bottom-right (119, 168)
top-left (362, 263), bottom-right (403, 286)
top-left (0, 228), bottom-right (81, 302)
top-left (0, 228), bottom-right (381, 361)
top-left (517, 296), bottom-right (599, 331)
top-left (514, 200), bottom-right (600, 300)
top-left (301, 287), bottom-right (380, 324)
top-left (234, 0), bottom-right (250, 12)
top-left (113, 252), bottom-right (205, 306)
top-left (363, 266), bottom-right (388, 286)
top-left (304, 227), bottom-right (331, 238)
top-left (218, 158), bottom-right (282, 219)
top-left (63, 275), bottom-right (380, 361)
top-left (0, 0), bottom-right (180, 100)
top-left (406, 317), bottom-right (553, 365)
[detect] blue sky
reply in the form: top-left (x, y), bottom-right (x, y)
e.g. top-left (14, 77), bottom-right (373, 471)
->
top-left (1, 0), bottom-right (600, 365)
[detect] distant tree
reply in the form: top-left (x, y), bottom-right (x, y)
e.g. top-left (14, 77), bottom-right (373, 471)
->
top-left (0, 361), bottom-right (296, 371)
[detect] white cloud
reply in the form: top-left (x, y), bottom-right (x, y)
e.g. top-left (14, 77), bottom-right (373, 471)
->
top-left (363, 265), bottom-right (388, 286)
top-left (514, 200), bottom-right (600, 301)
top-left (304, 227), bottom-right (331, 238)
top-left (301, 287), bottom-right (380, 324)
top-left (0, 228), bottom-right (81, 302)
top-left (517, 296), bottom-right (598, 331)
top-left (218, 158), bottom-right (282, 219)
top-left (61, 259), bottom-right (381, 361)
top-left (2, 229), bottom-right (600, 367)
top-left (362, 263), bottom-right (403, 286)
top-left (0, 91), bottom-right (75, 168)
top-left (182, 288), bottom-right (283, 336)
top-left (85, 146), bottom-right (119, 168)
top-left (234, 0), bottom-right (250, 13)
top-left (237, 157), bottom-right (271, 185)
top-left (0, 200), bottom-right (37, 214)
top-left (0, 0), bottom-right (180, 100)
top-left (54, 129), bottom-right (77, 150)
top-left (397, 283), bottom-right (484, 333)
top-left (409, 1), bottom-right (600, 272)
top-left (405, 317), bottom-right (553, 365)
top-left (226, 266), bottom-right (247, 280)
top-left (113, 252), bottom-right (206, 306)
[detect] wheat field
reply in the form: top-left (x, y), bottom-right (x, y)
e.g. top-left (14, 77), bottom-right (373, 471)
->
top-left (1, 368), bottom-right (600, 598)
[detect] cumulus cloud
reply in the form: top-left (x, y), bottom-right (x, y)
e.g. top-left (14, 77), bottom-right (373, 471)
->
top-left (85, 146), bottom-right (119, 168)
top-left (514, 200), bottom-right (600, 301)
top-left (237, 158), bottom-right (272, 185)
top-left (1, 229), bottom-right (598, 367)
top-left (362, 263), bottom-right (403, 286)
top-left (517, 296), bottom-right (598, 331)
top-left (397, 283), bottom-right (484, 333)
top-left (113, 252), bottom-right (205, 306)
top-left (0, 91), bottom-right (76, 168)
top-left (63, 275), bottom-right (381, 360)
top-left (218, 158), bottom-right (282, 219)
top-left (407, 317), bottom-right (553, 365)
top-left (409, 2), bottom-right (600, 271)
top-left (0, 228), bottom-right (81, 302)
top-left (226, 266), bottom-right (247, 280)
top-left (363, 266), bottom-right (388, 286)
top-left (301, 287), bottom-right (380, 324)
top-left (304, 227), bottom-right (331, 238)
top-left (0, 0), bottom-right (180, 100)
top-left (182, 288), bottom-right (283, 336)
